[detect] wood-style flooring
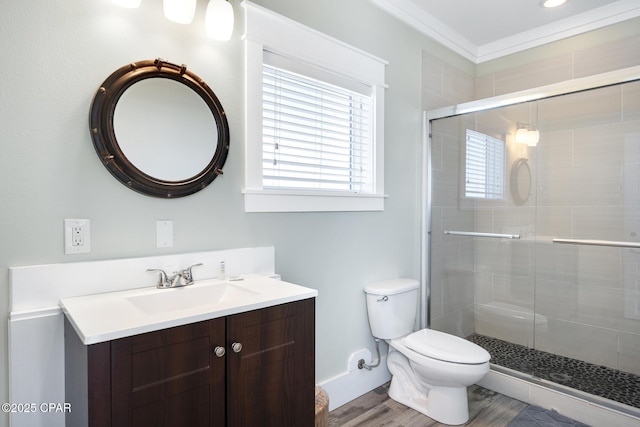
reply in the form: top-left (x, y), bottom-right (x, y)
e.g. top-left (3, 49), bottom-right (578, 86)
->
top-left (328, 383), bottom-right (527, 426)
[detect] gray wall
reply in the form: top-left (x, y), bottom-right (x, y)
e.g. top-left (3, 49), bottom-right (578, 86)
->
top-left (0, 1), bottom-right (458, 423)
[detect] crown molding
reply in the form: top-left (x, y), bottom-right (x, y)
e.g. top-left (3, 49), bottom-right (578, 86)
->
top-left (370, 0), bottom-right (640, 64)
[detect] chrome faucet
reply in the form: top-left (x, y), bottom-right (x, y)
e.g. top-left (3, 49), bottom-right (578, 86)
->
top-left (147, 263), bottom-right (203, 288)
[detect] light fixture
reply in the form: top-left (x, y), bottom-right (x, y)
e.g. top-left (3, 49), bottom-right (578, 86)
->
top-left (540, 0), bottom-right (568, 8)
top-left (515, 125), bottom-right (540, 147)
top-left (206, 0), bottom-right (234, 41)
top-left (163, 0), bottom-right (197, 24)
top-left (111, 0), bottom-right (142, 8)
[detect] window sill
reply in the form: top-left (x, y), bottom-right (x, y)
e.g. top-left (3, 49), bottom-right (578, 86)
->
top-left (243, 189), bottom-right (387, 213)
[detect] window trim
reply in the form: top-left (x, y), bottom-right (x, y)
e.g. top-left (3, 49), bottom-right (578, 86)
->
top-left (243, 1), bottom-right (387, 212)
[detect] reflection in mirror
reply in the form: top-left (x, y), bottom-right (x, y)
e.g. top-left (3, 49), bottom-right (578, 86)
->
top-left (114, 78), bottom-right (218, 181)
top-left (90, 59), bottom-right (229, 198)
top-left (510, 158), bottom-right (531, 205)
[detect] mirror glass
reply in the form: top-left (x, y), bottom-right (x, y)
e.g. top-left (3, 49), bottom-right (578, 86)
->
top-left (90, 59), bottom-right (229, 198)
top-left (114, 78), bottom-right (218, 181)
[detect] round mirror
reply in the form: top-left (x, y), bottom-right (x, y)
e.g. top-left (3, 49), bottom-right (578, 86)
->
top-left (90, 59), bottom-right (229, 198)
top-left (510, 158), bottom-right (531, 205)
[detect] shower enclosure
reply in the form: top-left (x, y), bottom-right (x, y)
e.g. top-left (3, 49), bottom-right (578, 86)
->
top-left (423, 66), bottom-right (640, 414)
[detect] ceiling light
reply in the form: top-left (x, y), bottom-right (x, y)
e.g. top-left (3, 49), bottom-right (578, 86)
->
top-left (111, 0), bottom-right (142, 8)
top-left (540, 0), bottom-right (568, 8)
top-left (205, 0), bottom-right (234, 41)
top-left (163, 0), bottom-right (197, 24)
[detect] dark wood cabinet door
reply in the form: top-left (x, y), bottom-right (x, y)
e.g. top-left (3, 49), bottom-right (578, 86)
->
top-left (110, 318), bottom-right (226, 427)
top-left (225, 299), bottom-right (315, 427)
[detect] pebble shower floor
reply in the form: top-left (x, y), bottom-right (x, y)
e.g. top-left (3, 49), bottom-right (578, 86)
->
top-left (467, 334), bottom-right (640, 409)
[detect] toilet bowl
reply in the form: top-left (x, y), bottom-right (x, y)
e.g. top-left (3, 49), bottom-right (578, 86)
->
top-left (364, 279), bottom-right (490, 425)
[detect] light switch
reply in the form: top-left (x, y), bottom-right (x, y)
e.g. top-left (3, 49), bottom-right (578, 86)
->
top-left (156, 220), bottom-right (173, 248)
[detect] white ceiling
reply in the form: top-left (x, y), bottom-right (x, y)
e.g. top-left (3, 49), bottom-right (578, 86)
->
top-left (370, 0), bottom-right (640, 63)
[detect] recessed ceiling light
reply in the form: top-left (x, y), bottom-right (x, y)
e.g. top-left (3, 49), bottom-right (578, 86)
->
top-left (540, 0), bottom-right (568, 7)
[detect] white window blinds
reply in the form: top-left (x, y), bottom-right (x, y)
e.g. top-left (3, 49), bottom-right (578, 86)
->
top-left (465, 129), bottom-right (505, 200)
top-left (262, 60), bottom-right (373, 193)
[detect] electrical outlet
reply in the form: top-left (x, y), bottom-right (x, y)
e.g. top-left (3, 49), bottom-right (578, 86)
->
top-left (65, 219), bottom-right (91, 254)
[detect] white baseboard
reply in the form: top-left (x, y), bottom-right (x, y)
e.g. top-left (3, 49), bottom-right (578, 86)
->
top-left (479, 369), bottom-right (640, 427)
top-left (318, 354), bottom-right (391, 411)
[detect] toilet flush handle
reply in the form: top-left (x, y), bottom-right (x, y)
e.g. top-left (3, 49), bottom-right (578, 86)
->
top-left (377, 296), bottom-right (388, 302)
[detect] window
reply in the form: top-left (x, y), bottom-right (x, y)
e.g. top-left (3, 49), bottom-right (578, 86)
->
top-left (244, 2), bottom-right (387, 212)
top-left (262, 56), bottom-right (372, 193)
top-left (465, 129), bottom-right (505, 200)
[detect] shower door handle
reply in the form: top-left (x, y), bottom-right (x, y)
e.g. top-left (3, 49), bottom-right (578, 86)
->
top-left (552, 238), bottom-right (640, 249)
top-left (444, 230), bottom-right (521, 239)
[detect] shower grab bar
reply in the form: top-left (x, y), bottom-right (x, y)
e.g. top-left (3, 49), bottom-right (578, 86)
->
top-left (444, 230), bottom-right (521, 239)
top-left (552, 238), bottom-right (640, 249)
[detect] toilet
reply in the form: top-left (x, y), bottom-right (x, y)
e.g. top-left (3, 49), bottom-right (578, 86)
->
top-left (364, 278), bottom-right (490, 425)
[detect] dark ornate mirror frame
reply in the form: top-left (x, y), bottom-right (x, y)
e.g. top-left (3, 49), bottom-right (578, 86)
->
top-left (90, 58), bottom-right (229, 198)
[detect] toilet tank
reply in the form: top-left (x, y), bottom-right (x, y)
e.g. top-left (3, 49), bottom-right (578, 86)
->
top-left (364, 278), bottom-right (419, 339)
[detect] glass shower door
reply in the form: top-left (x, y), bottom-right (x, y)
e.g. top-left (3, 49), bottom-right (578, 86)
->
top-left (429, 100), bottom-right (539, 376)
top-left (531, 81), bottom-right (640, 403)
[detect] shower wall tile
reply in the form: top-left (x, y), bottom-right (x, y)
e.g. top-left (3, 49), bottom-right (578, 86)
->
top-left (473, 209), bottom-right (495, 233)
top-left (441, 207), bottom-right (475, 235)
top-left (622, 134), bottom-right (640, 168)
top-left (576, 246), bottom-right (622, 289)
top-left (574, 35), bottom-right (640, 78)
top-left (534, 277), bottom-right (576, 320)
top-left (537, 165), bottom-right (622, 207)
top-left (623, 81), bottom-right (640, 122)
top-left (432, 169), bottom-right (459, 208)
top-left (492, 54), bottom-right (573, 96)
top-left (443, 62), bottom-right (476, 104)
top-left (572, 206), bottom-right (628, 240)
top-left (492, 274), bottom-right (534, 309)
top-left (475, 239), bottom-right (531, 278)
top-left (534, 206), bottom-right (572, 238)
top-left (535, 243), bottom-right (578, 283)
top-left (430, 240), bottom-right (459, 283)
top-left (573, 122), bottom-right (636, 168)
top-left (475, 74), bottom-right (494, 99)
top-left (474, 271), bottom-right (493, 304)
top-left (537, 85), bottom-right (622, 132)
top-left (571, 164), bottom-right (623, 206)
top-left (442, 271), bottom-right (474, 314)
top-left (534, 319), bottom-right (619, 370)
top-left (575, 284), bottom-right (627, 330)
top-left (492, 206), bottom-right (536, 235)
top-left (535, 130), bottom-right (573, 171)
top-left (619, 331), bottom-right (640, 376)
top-left (421, 50), bottom-right (475, 110)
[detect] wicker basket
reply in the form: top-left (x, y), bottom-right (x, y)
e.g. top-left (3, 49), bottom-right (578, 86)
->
top-left (315, 386), bottom-right (329, 427)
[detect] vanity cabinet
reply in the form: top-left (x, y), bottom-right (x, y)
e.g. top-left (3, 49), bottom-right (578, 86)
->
top-left (65, 298), bottom-right (315, 427)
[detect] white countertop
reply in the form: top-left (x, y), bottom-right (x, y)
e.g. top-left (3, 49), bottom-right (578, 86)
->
top-left (60, 274), bottom-right (317, 345)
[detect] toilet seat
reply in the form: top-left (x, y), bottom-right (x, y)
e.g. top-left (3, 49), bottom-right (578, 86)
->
top-left (403, 329), bottom-right (490, 365)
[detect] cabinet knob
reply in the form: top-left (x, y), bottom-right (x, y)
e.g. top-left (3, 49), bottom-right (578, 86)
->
top-left (213, 346), bottom-right (226, 357)
top-left (231, 342), bottom-right (243, 353)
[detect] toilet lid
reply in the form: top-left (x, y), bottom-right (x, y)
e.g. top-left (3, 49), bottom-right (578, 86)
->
top-left (404, 329), bottom-right (490, 364)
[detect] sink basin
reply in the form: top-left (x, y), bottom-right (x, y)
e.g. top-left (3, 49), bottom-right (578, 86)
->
top-left (127, 282), bottom-right (260, 315)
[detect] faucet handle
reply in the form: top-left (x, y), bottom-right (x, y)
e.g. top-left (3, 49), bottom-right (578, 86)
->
top-left (182, 263), bottom-right (203, 284)
top-left (147, 268), bottom-right (170, 288)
